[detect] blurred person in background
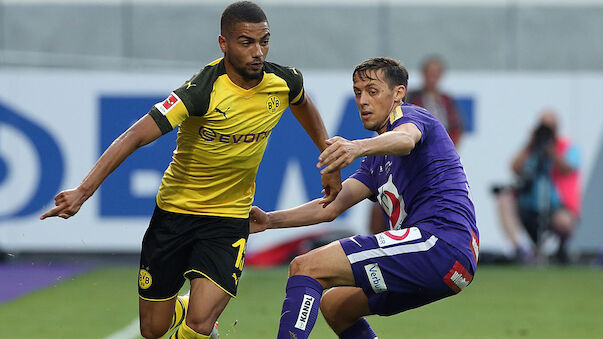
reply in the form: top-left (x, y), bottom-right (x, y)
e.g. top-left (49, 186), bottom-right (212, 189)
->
top-left (370, 55), bottom-right (465, 234)
top-left (493, 110), bottom-right (581, 264)
top-left (406, 55), bottom-right (464, 147)
top-left (39, 2), bottom-right (341, 339)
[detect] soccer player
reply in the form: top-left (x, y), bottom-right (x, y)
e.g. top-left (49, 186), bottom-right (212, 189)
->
top-left (250, 57), bottom-right (479, 339)
top-left (39, 2), bottom-right (341, 339)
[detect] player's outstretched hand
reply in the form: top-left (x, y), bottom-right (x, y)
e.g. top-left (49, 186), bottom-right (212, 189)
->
top-left (40, 187), bottom-right (88, 220)
top-left (319, 171), bottom-right (341, 207)
top-left (249, 206), bottom-right (270, 233)
top-left (317, 136), bottom-right (362, 174)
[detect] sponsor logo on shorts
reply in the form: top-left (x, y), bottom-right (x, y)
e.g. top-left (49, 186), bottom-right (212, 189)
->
top-left (443, 261), bottom-right (473, 294)
top-left (138, 268), bottom-right (152, 289)
top-left (348, 235), bottom-right (362, 247)
top-left (364, 263), bottom-right (387, 293)
top-left (294, 294), bottom-right (315, 330)
top-left (375, 227), bottom-right (421, 247)
top-left (155, 92), bottom-right (181, 115)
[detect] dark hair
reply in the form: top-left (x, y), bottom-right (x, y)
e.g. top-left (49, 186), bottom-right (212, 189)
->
top-left (353, 57), bottom-right (408, 89)
top-left (221, 1), bottom-right (268, 36)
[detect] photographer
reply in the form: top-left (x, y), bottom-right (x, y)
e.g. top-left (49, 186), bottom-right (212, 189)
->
top-left (494, 111), bottom-right (581, 264)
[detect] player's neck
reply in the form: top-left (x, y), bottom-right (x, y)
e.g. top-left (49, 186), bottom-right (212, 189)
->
top-left (376, 120), bottom-right (388, 135)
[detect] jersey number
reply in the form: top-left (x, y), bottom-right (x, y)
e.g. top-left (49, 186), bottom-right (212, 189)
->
top-left (232, 238), bottom-right (246, 270)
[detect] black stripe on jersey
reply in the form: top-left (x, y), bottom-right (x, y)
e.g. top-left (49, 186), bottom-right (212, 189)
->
top-left (174, 61), bottom-right (227, 117)
top-left (148, 107), bottom-right (174, 135)
top-left (263, 62), bottom-right (305, 105)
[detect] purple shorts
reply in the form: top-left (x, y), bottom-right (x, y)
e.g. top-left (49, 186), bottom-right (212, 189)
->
top-left (339, 227), bottom-right (475, 316)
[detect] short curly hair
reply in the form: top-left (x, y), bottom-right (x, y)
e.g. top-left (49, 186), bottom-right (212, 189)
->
top-left (221, 1), bottom-right (268, 37)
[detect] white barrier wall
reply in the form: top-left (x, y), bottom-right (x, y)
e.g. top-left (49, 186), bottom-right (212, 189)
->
top-left (1, 69), bottom-right (602, 254)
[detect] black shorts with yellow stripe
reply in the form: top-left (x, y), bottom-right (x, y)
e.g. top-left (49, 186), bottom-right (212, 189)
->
top-left (138, 205), bottom-right (249, 300)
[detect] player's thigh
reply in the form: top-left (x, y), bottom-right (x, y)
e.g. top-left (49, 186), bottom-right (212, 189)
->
top-left (289, 240), bottom-right (354, 288)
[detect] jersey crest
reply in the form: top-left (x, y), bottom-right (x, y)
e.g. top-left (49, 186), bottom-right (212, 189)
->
top-left (377, 174), bottom-right (406, 229)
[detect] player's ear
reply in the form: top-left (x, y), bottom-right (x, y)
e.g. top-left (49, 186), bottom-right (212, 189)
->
top-left (218, 35), bottom-right (227, 53)
top-left (394, 85), bottom-right (406, 103)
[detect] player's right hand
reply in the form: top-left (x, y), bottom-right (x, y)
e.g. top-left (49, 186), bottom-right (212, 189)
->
top-left (317, 136), bottom-right (362, 174)
top-left (249, 206), bottom-right (270, 233)
top-left (40, 187), bottom-right (88, 220)
top-left (319, 170), bottom-right (342, 207)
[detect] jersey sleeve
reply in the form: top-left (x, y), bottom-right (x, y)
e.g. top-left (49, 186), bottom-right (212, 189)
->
top-left (265, 63), bottom-right (305, 105)
top-left (147, 59), bottom-right (225, 134)
top-left (389, 105), bottom-right (426, 144)
top-left (148, 92), bottom-right (190, 135)
top-left (287, 67), bottom-right (305, 105)
top-left (350, 157), bottom-right (377, 202)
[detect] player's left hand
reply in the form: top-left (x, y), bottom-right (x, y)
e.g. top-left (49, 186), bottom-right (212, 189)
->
top-left (317, 136), bottom-right (362, 174)
top-left (249, 206), bottom-right (270, 233)
top-left (319, 171), bottom-right (341, 207)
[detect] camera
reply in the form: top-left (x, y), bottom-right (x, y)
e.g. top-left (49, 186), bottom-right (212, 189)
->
top-left (532, 123), bottom-right (555, 153)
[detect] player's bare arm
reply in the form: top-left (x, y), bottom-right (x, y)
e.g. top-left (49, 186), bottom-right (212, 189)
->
top-left (318, 122), bottom-right (422, 174)
top-left (289, 93), bottom-right (342, 206)
top-left (249, 178), bottom-right (371, 233)
top-left (40, 114), bottom-right (162, 220)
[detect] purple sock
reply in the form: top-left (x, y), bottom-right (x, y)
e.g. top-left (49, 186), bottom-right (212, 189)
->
top-left (277, 275), bottom-right (323, 339)
top-left (339, 318), bottom-right (377, 339)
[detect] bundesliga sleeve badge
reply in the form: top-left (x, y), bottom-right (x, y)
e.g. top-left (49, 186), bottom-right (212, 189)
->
top-left (155, 92), bottom-right (182, 115)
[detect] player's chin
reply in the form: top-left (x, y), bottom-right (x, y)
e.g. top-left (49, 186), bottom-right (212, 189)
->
top-left (362, 121), bottom-right (377, 131)
top-left (244, 69), bottom-right (263, 79)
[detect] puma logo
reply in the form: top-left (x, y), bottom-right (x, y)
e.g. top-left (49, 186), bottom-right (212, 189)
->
top-left (214, 106), bottom-right (230, 118)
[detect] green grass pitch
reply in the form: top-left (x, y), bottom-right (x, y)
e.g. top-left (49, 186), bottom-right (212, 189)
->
top-left (1, 265), bottom-right (602, 338)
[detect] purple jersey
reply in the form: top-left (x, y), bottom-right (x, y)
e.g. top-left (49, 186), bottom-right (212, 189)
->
top-left (351, 103), bottom-right (479, 268)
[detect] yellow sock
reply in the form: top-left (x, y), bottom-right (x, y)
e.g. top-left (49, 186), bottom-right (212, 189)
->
top-left (169, 321), bottom-right (210, 339)
top-left (161, 295), bottom-right (188, 338)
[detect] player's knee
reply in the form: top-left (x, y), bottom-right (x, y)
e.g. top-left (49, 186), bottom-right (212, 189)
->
top-left (289, 253), bottom-right (317, 277)
top-left (184, 318), bottom-right (215, 337)
top-left (289, 255), bottom-right (304, 276)
top-left (139, 322), bottom-right (168, 339)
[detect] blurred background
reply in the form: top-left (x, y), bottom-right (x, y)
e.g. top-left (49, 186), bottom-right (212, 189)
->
top-left (2, 0), bottom-right (602, 260)
top-left (1, 0), bottom-right (603, 338)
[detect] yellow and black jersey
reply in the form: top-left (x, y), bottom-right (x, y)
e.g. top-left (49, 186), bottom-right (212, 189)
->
top-left (148, 58), bottom-right (304, 218)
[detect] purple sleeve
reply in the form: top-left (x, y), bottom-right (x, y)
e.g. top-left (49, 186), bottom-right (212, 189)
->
top-left (350, 158), bottom-right (377, 202)
top-left (391, 108), bottom-right (426, 143)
